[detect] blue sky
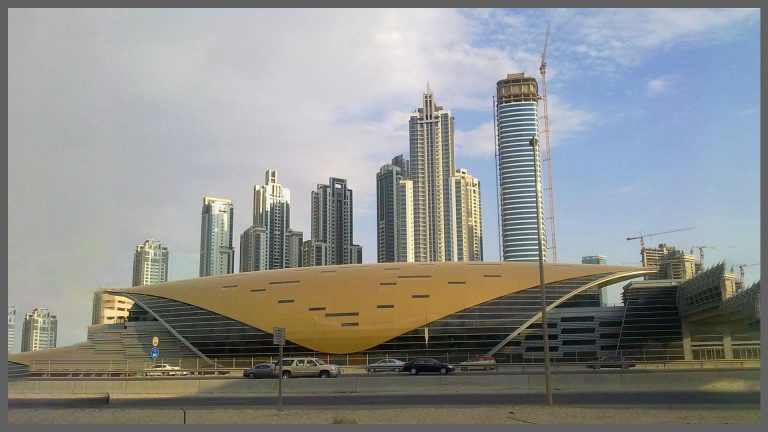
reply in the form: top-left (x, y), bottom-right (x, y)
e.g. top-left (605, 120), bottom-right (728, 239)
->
top-left (8, 9), bottom-right (761, 348)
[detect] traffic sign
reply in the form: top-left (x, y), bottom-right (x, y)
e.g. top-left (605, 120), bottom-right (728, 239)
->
top-left (150, 346), bottom-right (159, 359)
top-left (152, 336), bottom-right (159, 347)
top-left (273, 327), bottom-right (285, 345)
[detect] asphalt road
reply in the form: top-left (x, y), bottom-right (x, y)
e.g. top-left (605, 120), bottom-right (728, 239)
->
top-left (8, 391), bottom-right (760, 409)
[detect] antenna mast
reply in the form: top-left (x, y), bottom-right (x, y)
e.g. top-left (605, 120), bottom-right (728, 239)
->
top-left (539, 24), bottom-right (557, 263)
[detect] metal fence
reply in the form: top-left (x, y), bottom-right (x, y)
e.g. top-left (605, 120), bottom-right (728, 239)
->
top-left (18, 347), bottom-right (760, 379)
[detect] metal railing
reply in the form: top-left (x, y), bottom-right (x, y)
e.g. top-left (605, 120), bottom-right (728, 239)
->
top-left (19, 353), bottom-right (760, 379)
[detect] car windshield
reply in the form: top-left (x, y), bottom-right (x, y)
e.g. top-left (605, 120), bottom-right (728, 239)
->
top-left (315, 359), bottom-right (326, 365)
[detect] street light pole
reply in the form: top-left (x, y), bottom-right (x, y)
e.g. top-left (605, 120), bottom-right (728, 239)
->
top-left (530, 135), bottom-right (553, 407)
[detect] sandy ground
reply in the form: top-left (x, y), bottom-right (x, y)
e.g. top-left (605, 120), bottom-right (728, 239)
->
top-left (8, 405), bottom-right (760, 424)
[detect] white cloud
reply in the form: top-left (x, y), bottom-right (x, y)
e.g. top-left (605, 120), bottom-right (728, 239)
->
top-left (456, 122), bottom-right (496, 158)
top-left (560, 9), bottom-right (759, 69)
top-left (645, 75), bottom-right (679, 95)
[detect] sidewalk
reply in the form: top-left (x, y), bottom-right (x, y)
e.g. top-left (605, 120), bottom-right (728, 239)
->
top-left (8, 405), bottom-right (760, 424)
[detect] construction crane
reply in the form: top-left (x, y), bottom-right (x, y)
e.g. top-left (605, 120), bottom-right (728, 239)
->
top-left (730, 263), bottom-right (760, 284)
top-left (626, 227), bottom-right (694, 249)
top-left (689, 245), bottom-right (715, 269)
top-left (538, 23), bottom-right (557, 263)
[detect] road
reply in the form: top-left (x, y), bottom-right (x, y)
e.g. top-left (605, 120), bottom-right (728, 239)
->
top-left (8, 391), bottom-right (760, 409)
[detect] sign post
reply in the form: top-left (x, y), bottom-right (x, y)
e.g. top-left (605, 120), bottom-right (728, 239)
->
top-left (273, 327), bottom-right (285, 412)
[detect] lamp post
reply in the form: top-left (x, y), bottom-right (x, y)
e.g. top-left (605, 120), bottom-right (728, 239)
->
top-left (529, 135), bottom-right (553, 406)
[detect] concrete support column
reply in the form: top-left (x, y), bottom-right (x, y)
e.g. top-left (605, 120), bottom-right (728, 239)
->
top-left (681, 322), bottom-right (693, 360)
top-left (722, 328), bottom-right (733, 360)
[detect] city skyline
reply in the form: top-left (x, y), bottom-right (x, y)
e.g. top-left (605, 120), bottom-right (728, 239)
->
top-left (8, 9), bottom-right (761, 347)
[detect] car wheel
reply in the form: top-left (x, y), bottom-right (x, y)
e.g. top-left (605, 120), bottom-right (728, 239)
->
top-left (409, 368), bottom-right (418, 375)
top-left (367, 369), bottom-right (373, 373)
top-left (440, 368), bottom-right (447, 374)
top-left (282, 371), bottom-right (291, 379)
top-left (248, 372), bottom-right (256, 379)
top-left (319, 371), bottom-right (330, 378)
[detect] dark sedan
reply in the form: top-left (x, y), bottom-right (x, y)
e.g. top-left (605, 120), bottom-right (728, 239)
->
top-left (402, 358), bottom-right (455, 375)
top-left (586, 356), bottom-right (636, 370)
top-left (243, 363), bottom-right (278, 379)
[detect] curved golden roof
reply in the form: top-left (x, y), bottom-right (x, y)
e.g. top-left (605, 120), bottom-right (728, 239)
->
top-left (112, 262), bottom-right (646, 354)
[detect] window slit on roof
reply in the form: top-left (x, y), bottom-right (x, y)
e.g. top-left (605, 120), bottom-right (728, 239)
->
top-left (308, 306), bottom-right (326, 311)
top-left (277, 299), bottom-right (295, 304)
top-left (412, 294), bottom-right (430, 298)
top-left (325, 312), bottom-right (359, 317)
top-left (379, 282), bottom-right (397, 286)
top-left (398, 275), bottom-right (432, 279)
top-left (340, 322), bottom-right (359, 327)
top-left (377, 304), bottom-right (395, 309)
top-left (448, 281), bottom-right (466, 285)
top-left (222, 285), bottom-right (238, 289)
top-left (483, 274), bottom-right (502, 278)
top-left (250, 289), bottom-right (266, 292)
top-left (269, 280), bottom-right (301, 285)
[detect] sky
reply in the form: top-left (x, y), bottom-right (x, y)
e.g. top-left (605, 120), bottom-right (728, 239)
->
top-left (7, 8), bottom-right (761, 350)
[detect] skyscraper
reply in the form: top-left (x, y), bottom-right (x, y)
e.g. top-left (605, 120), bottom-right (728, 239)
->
top-left (239, 225), bottom-right (268, 272)
top-left (376, 155), bottom-right (413, 263)
top-left (396, 177), bottom-right (415, 263)
top-left (641, 244), bottom-right (696, 281)
top-left (582, 255), bottom-right (608, 305)
top-left (285, 229), bottom-right (304, 268)
top-left (240, 170), bottom-right (301, 272)
top-left (582, 255), bottom-right (607, 265)
top-left (8, 306), bottom-right (15, 353)
top-left (495, 73), bottom-right (547, 262)
top-left (304, 177), bottom-right (362, 266)
top-left (453, 169), bottom-right (483, 262)
top-left (409, 85), bottom-right (456, 262)
top-left (21, 307), bottom-right (57, 352)
top-left (132, 239), bottom-right (169, 286)
top-left (200, 197), bottom-right (234, 277)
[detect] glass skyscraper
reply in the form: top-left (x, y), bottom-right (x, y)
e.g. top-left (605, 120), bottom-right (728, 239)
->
top-left (495, 73), bottom-right (547, 262)
top-left (199, 197), bottom-right (235, 276)
top-left (132, 239), bottom-right (169, 286)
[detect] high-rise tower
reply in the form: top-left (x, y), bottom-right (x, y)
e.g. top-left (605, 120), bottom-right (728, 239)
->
top-left (240, 170), bottom-right (301, 272)
top-left (21, 307), bottom-right (57, 352)
top-left (304, 177), bottom-right (362, 266)
top-left (200, 197), bottom-right (235, 276)
top-left (132, 239), bottom-right (169, 286)
top-left (453, 169), bottom-right (483, 262)
top-left (409, 85), bottom-right (456, 262)
top-left (495, 73), bottom-right (547, 262)
top-left (8, 306), bottom-right (15, 353)
top-left (376, 155), bottom-right (413, 263)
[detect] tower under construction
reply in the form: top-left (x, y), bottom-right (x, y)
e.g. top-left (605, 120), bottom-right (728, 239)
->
top-left (495, 73), bottom-right (547, 262)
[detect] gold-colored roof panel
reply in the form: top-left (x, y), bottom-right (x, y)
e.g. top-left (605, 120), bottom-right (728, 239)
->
top-left (112, 262), bottom-right (646, 353)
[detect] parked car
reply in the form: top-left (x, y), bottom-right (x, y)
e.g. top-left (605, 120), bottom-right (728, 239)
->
top-left (458, 355), bottom-right (497, 371)
top-left (243, 363), bottom-right (277, 379)
top-left (402, 358), bottom-right (455, 375)
top-left (144, 363), bottom-right (190, 376)
top-left (586, 356), bottom-right (636, 370)
top-left (278, 357), bottom-right (341, 378)
top-left (365, 358), bottom-right (405, 373)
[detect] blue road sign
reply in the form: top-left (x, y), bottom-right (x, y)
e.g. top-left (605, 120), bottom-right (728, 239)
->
top-left (151, 346), bottom-right (159, 359)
